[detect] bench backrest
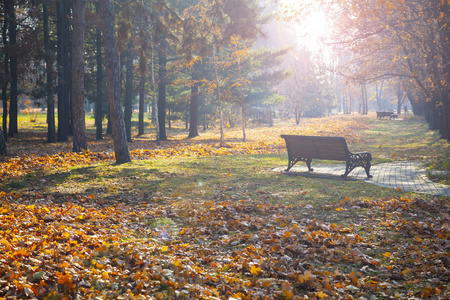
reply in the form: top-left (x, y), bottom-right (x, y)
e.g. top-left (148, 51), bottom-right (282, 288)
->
top-left (281, 135), bottom-right (350, 161)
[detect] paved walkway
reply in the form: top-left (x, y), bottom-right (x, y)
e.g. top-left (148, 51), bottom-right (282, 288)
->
top-left (273, 161), bottom-right (450, 197)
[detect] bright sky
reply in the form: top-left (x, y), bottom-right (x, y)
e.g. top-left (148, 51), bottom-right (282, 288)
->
top-left (277, 0), bottom-right (334, 63)
top-left (278, 0), bottom-right (331, 48)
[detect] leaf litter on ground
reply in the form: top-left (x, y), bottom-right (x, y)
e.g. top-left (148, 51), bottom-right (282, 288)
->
top-left (1, 115), bottom-right (449, 299)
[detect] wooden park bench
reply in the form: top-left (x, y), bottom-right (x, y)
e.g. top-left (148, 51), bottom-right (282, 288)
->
top-left (280, 135), bottom-right (373, 178)
top-left (376, 111), bottom-right (393, 119)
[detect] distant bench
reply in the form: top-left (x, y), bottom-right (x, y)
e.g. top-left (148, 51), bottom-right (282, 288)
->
top-left (377, 111), bottom-right (396, 119)
top-left (281, 135), bottom-right (373, 178)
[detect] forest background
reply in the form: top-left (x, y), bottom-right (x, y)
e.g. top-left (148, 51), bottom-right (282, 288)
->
top-left (0, 0), bottom-right (449, 161)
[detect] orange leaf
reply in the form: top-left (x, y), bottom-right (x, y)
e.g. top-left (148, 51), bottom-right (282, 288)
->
top-left (283, 290), bottom-right (294, 299)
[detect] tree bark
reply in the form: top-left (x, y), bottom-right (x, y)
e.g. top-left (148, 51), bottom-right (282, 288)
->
top-left (439, 1), bottom-right (450, 140)
top-left (95, 2), bottom-right (103, 140)
top-left (406, 89), bottom-right (424, 116)
top-left (99, 0), bottom-right (131, 164)
top-left (57, 0), bottom-right (71, 142)
top-left (72, 0), bottom-right (87, 152)
top-left (158, 36), bottom-right (167, 141)
top-left (6, 0), bottom-right (17, 137)
top-left (0, 128), bottom-right (6, 155)
top-left (2, 14), bottom-right (9, 140)
top-left (213, 45), bottom-right (224, 145)
top-left (44, 2), bottom-right (56, 143)
top-left (138, 65), bottom-right (146, 136)
top-left (188, 62), bottom-right (199, 138)
top-left (150, 28), bottom-right (160, 145)
top-left (124, 42), bottom-right (133, 142)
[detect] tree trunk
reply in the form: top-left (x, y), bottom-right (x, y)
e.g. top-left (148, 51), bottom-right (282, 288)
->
top-left (106, 107), bottom-right (112, 134)
top-left (295, 109), bottom-right (300, 125)
top-left (396, 84), bottom-right (403, 115)
top-left (95, 3), bottom-right (103, 141)
top-left (44, 2), bottom-right (56, 143)
top-left (158, 36), bottom-right (167, 141)
top-left (57, 0), bottom-right (71, 142)
top-left (406, 90), bottom-right (423, 116)
top-left (150, 27), bottom-right (160, 145)
top-left (138, 26), bottom-right (147, 136)
top-left (188, 63), bottom-right (199, 138)
top-left (2, 14), bottom-right (9, 140)
top-left (213, 45), bottom-right (224, 145)
top-left (138, 70), bottom-right (145, 136)
top-left (6, 0), bottom-right (17, 137)
top-left (376, 81), bottom-right (384, 111)
top-left (99, 0), bottom-right (131, 164)
top-left (0, 128), bottom-right (6, 155)
top-left (363, 83), bottom-right (368, 114)
top-left (72, 0), bottom-right (87, 152)
top-left (241, 102), bottom-right (246, 142)
top-left (124, 42), bottom-right (133, 142)
top-left (434, 0), bottom-right (450, 140)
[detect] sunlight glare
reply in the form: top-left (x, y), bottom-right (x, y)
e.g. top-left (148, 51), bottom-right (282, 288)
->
top-left (278, 0), bottom-right (332, 51)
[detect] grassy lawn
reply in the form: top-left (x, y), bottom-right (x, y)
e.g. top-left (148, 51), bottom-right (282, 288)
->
top-left (0, 113), bottom-right (448, 299)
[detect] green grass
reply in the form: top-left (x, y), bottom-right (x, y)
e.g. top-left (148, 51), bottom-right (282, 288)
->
top-left (5, 152), bottom-right (431, 228)
top-left (8, 112), bottom-right (450, 188)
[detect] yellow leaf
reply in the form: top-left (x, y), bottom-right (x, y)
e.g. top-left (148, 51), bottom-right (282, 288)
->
top-left (249, 265), bottom-right (261, 275)
top-left (173, 260), bottom-right (182, 267)
top-left (102, 271), bottom-right (109, 280)
top-left (383, 252), bottom-right (391, 258)
top-left (317, 291), bottom-right (328, 299)
top-left (335, 208), bottom-right (344, 211)
top-left (161, 246), bottom-right (169, 252)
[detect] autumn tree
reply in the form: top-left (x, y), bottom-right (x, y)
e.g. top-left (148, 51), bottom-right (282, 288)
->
top-left (325, 0), bottom-right (450, 139)
top-left (283, 47), bottom-right (316, 124)
top-left (179, 0), bottom-right (260, 142)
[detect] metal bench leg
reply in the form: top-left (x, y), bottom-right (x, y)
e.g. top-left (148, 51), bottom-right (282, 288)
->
top-left (364, 162), bottom-right (373, 178)
top-left (342, 163), bottom-right (351, 178)
top-left (285, 157), bottom-right (313, 172)
top-left (305, 158), bottom-right (313, 172)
